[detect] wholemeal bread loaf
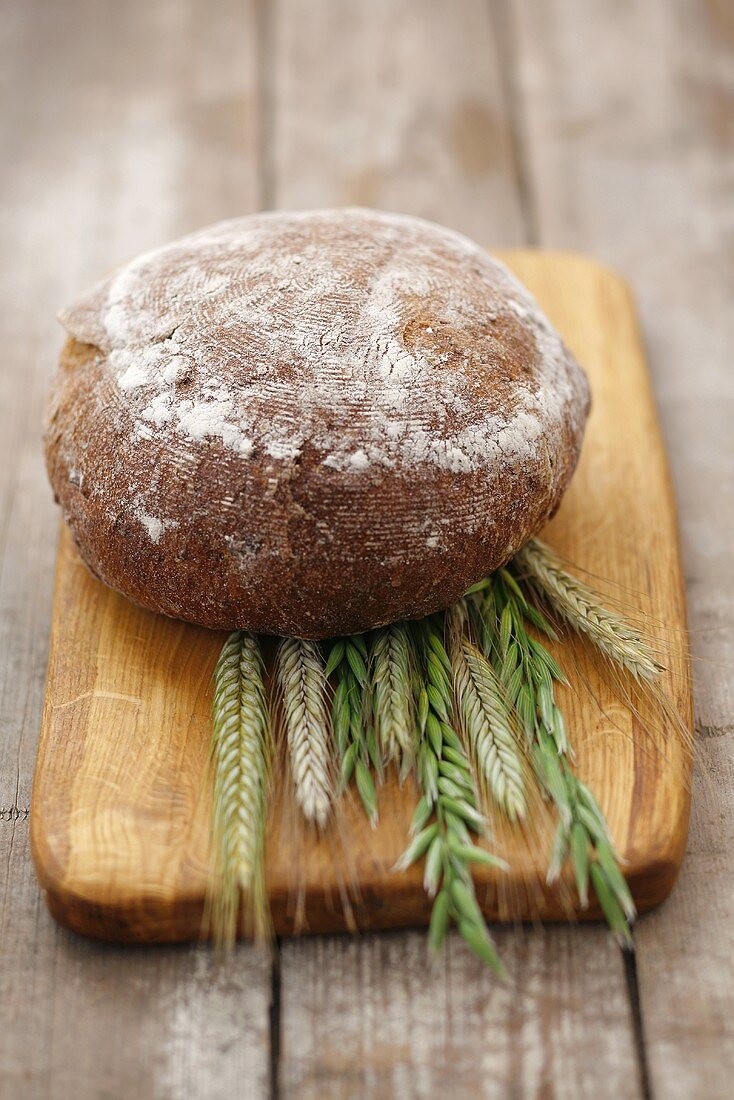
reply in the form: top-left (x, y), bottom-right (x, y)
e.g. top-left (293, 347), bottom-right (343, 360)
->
top-left (45, 208), bottom-right (590, 637)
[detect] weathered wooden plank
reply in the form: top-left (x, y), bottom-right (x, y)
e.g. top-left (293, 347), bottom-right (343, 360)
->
top-left (272, 2), bottom-right (642, 1094)
top-left (280, 929), bottom-right (641, 1099)
top-left (511, 0), bottom-right (734, 1094)
top-left (271, 0), bottom-right (526, 243)
top-left (1, 819), bottom-right (272, 1098)
top-left (0, 0), bottom-right (272, 1095)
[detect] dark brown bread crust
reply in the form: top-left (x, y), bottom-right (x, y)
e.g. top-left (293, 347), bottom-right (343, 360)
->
top-left (45, 209), bottom-right (589, 637)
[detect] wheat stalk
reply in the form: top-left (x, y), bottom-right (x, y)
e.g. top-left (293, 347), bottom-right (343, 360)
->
top-left (396, 617), bottom-right (508, 974)
top-left (326, 635), bottom-right (379, 824)
top-left (205, 542), bottom-right (649, 959)
top-left (210, 631), bottom-right (272, 946)
top-left (446, 603), bottom-right (526, 821)
top-left (480, 573), bottom-right (635, 944)
top-left (275, 637), bottom-right (334, 830)
top-left (514, 539), bottom-right (664, 683)
top-left (371, 623), bottom-right (414, 769)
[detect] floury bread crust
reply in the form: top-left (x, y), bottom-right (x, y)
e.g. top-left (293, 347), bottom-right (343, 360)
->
top-left (45, 209), bottom-right (590, 637)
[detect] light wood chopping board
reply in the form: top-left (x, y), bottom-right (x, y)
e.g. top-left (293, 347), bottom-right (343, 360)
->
top-left (31, 252), bottom-right (693, 943)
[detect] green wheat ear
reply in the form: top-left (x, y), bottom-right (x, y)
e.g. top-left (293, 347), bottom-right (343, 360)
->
top-left (446, 602), bottom-right (526, 822)
top-left (275, 636), bottom-right (334, 830)
top-left (398, 616), bottom-right (509, 976)
top-left (371, 622), bottom-right (415, 772)
top-left (210, 630), bottom-right (272, 948)
top-left (327, 634), bottom-right (380, 825)
top-left (514, 539), bottom-right (665, 683)
top-left (478, 571), bottom-right (636, 946)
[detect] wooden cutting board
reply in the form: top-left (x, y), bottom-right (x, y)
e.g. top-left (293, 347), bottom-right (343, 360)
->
top-left (31, 251), bottom-right (693, 943)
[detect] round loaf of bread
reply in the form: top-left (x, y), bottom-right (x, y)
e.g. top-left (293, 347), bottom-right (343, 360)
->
top-left (45, 208), bottom-right (590, 637)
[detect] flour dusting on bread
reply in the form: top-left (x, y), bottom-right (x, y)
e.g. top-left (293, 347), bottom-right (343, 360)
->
top-left (47, 208), bottom-right (590, 636)
top-left (59, 209), bottom-right (581, 476)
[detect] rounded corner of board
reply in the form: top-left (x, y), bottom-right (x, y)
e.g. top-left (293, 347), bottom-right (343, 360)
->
top-left (41, 882), bottom-right (210, 944)
top-left (29, 804), bottom-right (64, 898)
top-left (628, 853), bottom-right (686, 917)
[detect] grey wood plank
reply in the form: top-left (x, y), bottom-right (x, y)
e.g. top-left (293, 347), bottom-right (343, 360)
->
top-left (0, 1), bottom-right (272, 1095)
top-left (272, 2), bottom-right (641, 1095)
top-left (280, 929), bottom-right (641, 1100)
top-left (1, 819), bottom-right (273, 1099)
top-left (510, 0), bottom-right (734, 1095)
top-left (271, 0), bottom-right (527, 243)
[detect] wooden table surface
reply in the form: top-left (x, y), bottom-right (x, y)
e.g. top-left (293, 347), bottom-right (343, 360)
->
top-left (1, 2), bottom-right (731, 1097)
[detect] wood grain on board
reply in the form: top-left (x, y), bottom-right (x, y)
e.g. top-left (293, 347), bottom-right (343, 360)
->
top-left (31, 250), bottom-right (693, 943)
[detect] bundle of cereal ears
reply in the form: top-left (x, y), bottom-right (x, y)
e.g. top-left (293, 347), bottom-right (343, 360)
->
top-left (45, 208), bottom-right (677, 971)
